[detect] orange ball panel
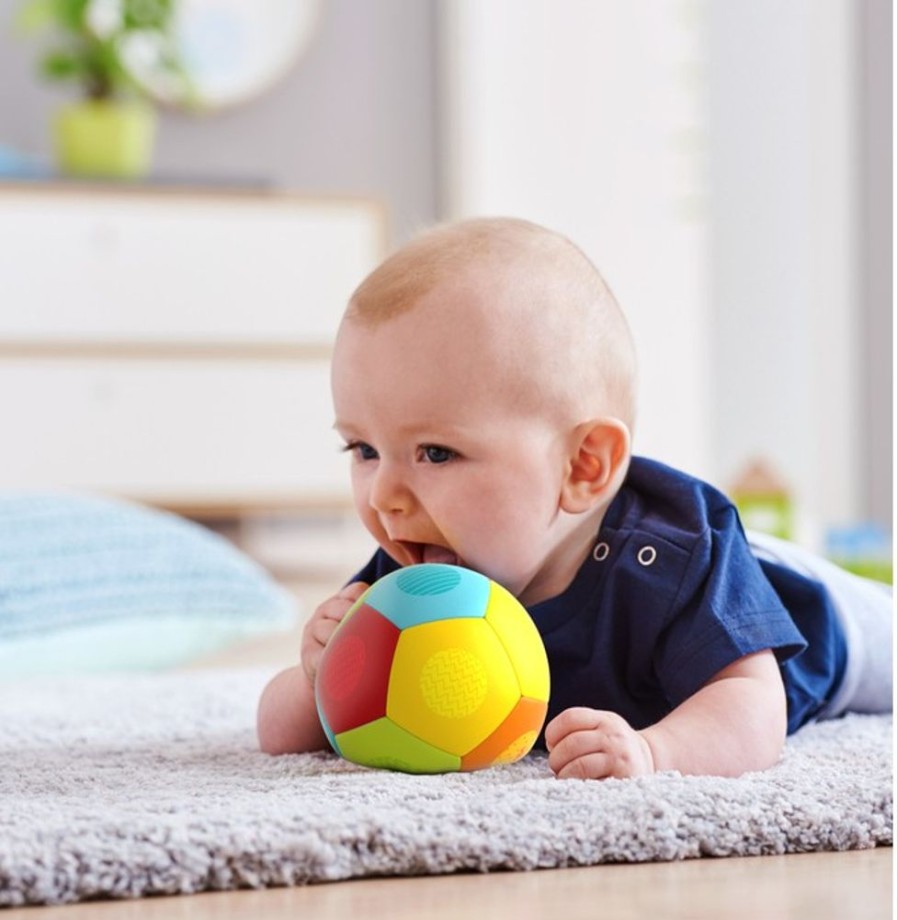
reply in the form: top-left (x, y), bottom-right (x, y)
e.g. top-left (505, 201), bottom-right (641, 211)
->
top-left (460, 696), bottom-right (548, 770)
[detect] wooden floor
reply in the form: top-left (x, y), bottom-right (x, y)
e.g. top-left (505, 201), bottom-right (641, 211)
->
top-left (4, 849), bottom-right (891, 920)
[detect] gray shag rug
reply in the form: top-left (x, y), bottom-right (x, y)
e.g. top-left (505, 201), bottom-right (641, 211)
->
top-left (0, 668), bottom-right (891, 907)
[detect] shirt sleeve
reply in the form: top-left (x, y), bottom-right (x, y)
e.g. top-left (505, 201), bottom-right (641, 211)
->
top-left (652, 503), bottom-right (808, 708)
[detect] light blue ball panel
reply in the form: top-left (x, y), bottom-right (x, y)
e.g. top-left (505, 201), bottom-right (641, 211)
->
top-left (364, 564), bottom-right (491, 629)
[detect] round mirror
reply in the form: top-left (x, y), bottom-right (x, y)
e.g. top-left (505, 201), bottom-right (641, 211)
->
top-left (163, 0), bottom-right (323, 110)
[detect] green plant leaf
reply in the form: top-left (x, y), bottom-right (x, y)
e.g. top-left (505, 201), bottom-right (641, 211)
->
top-left (40, 47), bottom-right (89, 80)
top-left (54, 0), bottom-right (92, 31)
top-left (14, 0), bottom-right (58, 33)
top-left (123, 0), bottom-right (172, 31)
top-left (17, 0), bottom-right (187, 102)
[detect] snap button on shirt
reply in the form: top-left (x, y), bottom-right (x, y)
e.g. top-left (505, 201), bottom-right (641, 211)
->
top-left (593, 542), bottom-right (610, 562)
top-left (637, 545), bottom-right (657, 566)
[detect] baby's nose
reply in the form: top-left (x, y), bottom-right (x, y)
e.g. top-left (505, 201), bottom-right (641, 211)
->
top-left (368, 463), bottom-right (414, 515)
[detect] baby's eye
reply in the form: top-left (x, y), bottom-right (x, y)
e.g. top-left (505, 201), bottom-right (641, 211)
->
top-left (343, 441), bottom-right (379, 461)
top-left (421, 444), bottom-right (457, 464)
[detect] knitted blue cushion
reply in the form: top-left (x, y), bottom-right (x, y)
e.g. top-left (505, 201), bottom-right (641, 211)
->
top-left (0, 493), bottom-right (296, 678)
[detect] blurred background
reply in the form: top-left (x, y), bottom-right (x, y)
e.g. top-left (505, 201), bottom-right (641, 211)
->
top-left (0, 0), bottom-right (891, 582)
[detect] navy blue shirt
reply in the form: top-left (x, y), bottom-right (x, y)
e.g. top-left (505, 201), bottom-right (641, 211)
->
top-left (351, 457), bottom-right (847, 739)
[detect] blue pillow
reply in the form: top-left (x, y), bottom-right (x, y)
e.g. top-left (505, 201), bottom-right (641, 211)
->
top-left (0, 493), bottom-right (297, 678)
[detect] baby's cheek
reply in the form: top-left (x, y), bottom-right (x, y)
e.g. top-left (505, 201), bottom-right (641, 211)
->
top-left (473, 532), bottom-right (542, 592)
top-left (357, 506), bottom-right (388, 544)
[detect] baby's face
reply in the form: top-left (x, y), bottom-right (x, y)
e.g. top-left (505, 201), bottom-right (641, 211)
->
top-left (331, 299), bottom-right (577, 605)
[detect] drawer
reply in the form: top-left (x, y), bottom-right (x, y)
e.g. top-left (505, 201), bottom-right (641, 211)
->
top-left (0, 188), bottom-right (385, 344)
top-left (0, 358), bottom-right (352, 506)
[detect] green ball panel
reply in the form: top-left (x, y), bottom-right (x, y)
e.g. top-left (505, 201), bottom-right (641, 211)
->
top-left (335, 717), bottom-right (462, 774)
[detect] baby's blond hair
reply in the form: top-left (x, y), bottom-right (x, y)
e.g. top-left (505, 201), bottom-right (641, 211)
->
top-left (345, 217), bottom-right (638, 429)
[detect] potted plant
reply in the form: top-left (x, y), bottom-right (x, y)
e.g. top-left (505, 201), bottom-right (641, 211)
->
top-left (16, 0), bottom-right (192, 179)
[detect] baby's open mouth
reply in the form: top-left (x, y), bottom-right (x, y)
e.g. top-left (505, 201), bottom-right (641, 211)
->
top-left (396, 541), bottom-right (463, 568)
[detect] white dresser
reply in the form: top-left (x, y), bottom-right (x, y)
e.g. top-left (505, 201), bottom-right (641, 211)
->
top-left (0, 184), bottom-right (387, 516)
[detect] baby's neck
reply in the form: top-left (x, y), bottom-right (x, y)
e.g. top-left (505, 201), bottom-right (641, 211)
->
top-left (517, 505), bottom-right (608, 607)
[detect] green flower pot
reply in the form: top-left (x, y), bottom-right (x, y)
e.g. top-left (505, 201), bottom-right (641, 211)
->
top-left (54, 101), bottom-right (157, 179)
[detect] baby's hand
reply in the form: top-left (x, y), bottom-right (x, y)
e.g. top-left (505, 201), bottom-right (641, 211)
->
top-left (544, 707), bottom-right (655, 780)
top-left (300, 582), bottom-right (369, 684)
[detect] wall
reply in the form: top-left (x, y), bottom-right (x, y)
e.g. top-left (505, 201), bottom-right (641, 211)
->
top-left (442, 0), bottom-right (890, 542)
top-left (706, 0), bottom-right (860, 539)
top-left (0, 0), bottom-right (440, 245)
top-left (706, 0), bottom-right (890, 535)
top-left (857, 0), bottom-right (892, 530)
top-left (440, 0), bottom-right (713, 482)
top-left (0, 0), bottom-right (890, 539)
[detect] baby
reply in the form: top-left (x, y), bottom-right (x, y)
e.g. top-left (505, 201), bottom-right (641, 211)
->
top-left (257, 217), bottom-right (892, 779)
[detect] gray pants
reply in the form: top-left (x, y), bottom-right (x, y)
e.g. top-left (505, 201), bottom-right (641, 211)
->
top-left (747, 530), bottom-right (893, 719)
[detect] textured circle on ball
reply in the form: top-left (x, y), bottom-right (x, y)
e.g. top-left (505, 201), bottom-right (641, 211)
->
top-left (396, 566), bottom-right (462, 596)
top-left (322, 635), bottom-right (365, 702)
top-left (420, 647), bottom-right (488, 718)
top-left (497, 730), bottom-right (538, 764)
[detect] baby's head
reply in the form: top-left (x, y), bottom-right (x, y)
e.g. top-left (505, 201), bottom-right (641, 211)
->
top-left (341, 217), bottom-right (636, 430)
top-left (332, 217), bottom-right (637, 604)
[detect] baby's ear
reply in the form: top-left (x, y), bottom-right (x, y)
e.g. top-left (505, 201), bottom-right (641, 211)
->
top-left (560, 418), bottom-right (631, 513)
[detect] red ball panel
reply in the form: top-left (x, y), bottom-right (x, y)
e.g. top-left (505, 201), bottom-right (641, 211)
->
top-left (322, 634), bottom-right (366, 702)
top-left (316, 604), bottom-right (400, 735)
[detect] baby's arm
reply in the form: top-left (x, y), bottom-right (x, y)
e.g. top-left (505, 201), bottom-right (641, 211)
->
top-left (545, 649), bottom-right (786, 779)
top-left (257, 582), bottom-right (369, 755)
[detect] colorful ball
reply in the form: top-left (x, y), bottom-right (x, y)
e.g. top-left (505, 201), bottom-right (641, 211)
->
top-left (314, 563), bottom-right (550, 774)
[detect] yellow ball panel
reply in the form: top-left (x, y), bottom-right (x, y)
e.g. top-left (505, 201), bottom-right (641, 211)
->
top-left (419, 647), bottom-right (488, 718)
top-left (484, 581), bottom-right (550, 701)
top-left (388, 618), bottom-right (520, 756)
